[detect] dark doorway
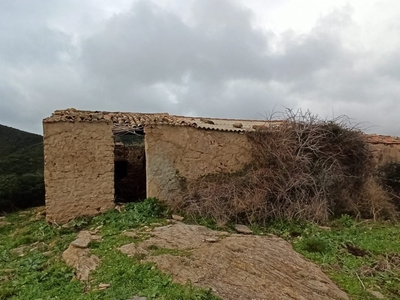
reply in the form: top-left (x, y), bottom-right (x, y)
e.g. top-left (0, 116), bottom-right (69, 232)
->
top-left (114, 132), bottom-right (146, 203)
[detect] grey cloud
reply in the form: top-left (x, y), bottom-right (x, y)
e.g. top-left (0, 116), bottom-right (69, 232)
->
top-left (82, 0), bottom-right (271, 87)
top-left (1, 0), bottom-right (400, 136)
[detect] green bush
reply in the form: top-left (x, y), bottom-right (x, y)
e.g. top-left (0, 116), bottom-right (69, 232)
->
top-left (0, 172), bottom-right (45, 212)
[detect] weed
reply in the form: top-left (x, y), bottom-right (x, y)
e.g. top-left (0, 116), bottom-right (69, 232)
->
top-left (248, 216), bottom-right (400, 299)
top-left (301, 237), bottom-right (330, 253)
top-left (333, 214), bottom-right (356, 229)
top-left (91, 198), bottom-right (169, 236)
top-left (0, 202), bottom-right (220, 300)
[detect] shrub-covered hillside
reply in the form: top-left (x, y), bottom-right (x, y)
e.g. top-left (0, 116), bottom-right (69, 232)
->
top-left (0, 124), bottom-right (44, 211)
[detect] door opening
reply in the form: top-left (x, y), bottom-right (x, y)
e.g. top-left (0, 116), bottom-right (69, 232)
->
top-left (113, 129), bottom-right (146, 203)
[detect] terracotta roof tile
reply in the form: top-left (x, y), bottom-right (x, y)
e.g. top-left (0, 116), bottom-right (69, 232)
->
top-left (43, 108), bottom-right (279, 132)
top-left (365, 134), bottom-right (400, 145)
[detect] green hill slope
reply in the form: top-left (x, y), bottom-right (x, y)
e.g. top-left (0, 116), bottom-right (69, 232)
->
top-left (0, 124), bottom-right (42, 156)
top-left (0, 124), bottom-right (44, 211)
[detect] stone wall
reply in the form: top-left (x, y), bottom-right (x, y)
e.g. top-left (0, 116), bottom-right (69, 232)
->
top-left (369, 144), bottom-right (400, 166)
top-left (145, 125), bottom-right (252, 201)
top-left (43, 121), bottom-right (114, 223)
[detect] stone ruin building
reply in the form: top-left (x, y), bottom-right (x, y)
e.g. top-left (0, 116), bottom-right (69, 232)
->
top-left (43, 108), bottom-right (400, 224)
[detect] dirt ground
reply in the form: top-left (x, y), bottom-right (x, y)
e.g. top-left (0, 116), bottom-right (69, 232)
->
top-left (119, 223), bottom-right (349, 300)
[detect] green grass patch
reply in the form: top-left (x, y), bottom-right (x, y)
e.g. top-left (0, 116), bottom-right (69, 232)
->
top-left (0, 199), bottom-right (220, 300)
top-left (261, 215), bottom-right (400, 300)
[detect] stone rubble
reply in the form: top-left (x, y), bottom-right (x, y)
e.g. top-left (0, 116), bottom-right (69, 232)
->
top-left (62, 230), bottom-right (102, 281)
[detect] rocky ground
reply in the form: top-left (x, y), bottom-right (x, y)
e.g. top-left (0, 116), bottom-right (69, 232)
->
top-left (63, 219), bottom-right (348, 300)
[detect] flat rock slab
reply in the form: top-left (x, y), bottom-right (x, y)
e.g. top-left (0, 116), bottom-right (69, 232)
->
top-left (119, 223), bottom-right (348, 300)
top-left (234, 224), bottom-right (253, 234)
top-left (62, 245), bottom-right (100, 281)
top-left (62, 230), bottom-right (102, 281)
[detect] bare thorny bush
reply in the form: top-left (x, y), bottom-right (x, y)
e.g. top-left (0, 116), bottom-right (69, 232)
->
top-left (176, 109), bottom-right (397, 225)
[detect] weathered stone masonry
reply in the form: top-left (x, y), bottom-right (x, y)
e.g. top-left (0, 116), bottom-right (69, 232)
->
top-left (43, 109), bottom-right (400, 224)
top-left (145, 125), bottom-right (253, 202)
top-left (43, 109), bottom-right (273, 223)
top-left (43, 121), bottom-right (114, 224)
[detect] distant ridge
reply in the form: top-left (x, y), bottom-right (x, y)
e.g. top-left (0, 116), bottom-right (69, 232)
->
top-left (0, 124), bottom-right (42, 156)
top-left (0, 124), bottom-right (44, 211)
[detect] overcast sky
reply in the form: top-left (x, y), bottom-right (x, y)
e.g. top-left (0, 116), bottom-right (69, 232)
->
top-left (1, 0), bottom-right (400, 135)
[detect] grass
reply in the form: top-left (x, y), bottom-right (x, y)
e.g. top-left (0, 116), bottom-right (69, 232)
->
top-left (1, 199), bottom-right (400, 300)
top-left (0, 199), bottom-right (219, 300)
top-left (259, 215), bottom-right (400, 300)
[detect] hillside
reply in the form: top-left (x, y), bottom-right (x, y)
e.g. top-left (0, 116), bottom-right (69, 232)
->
top-left (0, 124), bottom-right (44, 211)
top-left (0, 125), bottom-right (43, 175)
top-left (0, 125), bottom-right (42, 156)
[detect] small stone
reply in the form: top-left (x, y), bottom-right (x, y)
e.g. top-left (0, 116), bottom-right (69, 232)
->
top-left (235, 224), bottom-right (253, 234)
top-left (127, 296), bottom-right (147, 300)
top-left (233, 122), bottom-right (243, 128)
top-left (98, 283), bottom-right (110, 290)
top-left (367, 289), bottom-right (384, 299)
top-left (205, 238), bottom-right (219, 243)
top-left (150, 223), bottom-right (163, 227)
top-left (172, 214), bottom-right (184, 221)
top-left (318, 226), bottom-right (331, 231)
top-left (71, 237), bottom-right (91, 249)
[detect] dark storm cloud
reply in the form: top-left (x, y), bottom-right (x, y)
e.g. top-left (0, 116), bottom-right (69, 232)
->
top-left (82, 0), bottom-right (270, 86)
top-left (81, 1), bottom-right (356, 120)
top-left (1, 0), bottom-right (400, 135)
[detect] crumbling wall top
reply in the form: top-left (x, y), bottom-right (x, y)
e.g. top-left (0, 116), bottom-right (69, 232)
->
top-left (43, 108), bottom-right (280, 132)
top-left (365, 134), bottom-right (400, 145)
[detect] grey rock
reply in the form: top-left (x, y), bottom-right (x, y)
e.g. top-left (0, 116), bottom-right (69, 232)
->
top-left (172, 214), bottom-right (184, 221)
top-left (71, 237), bottom-right (91, 248)
top-left (98, 283), bottom-right (110, 290)
top-left (235, 224), bottom-right (253, 234)
top-left (205, 238), bottom-right (219, 243)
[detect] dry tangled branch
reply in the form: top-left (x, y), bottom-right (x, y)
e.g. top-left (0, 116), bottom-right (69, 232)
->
top-left (176, 109), bottom-right (396, 225)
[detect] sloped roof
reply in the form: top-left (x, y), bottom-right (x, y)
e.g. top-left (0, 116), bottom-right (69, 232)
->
top-left (44, 109), bottom-right (400, 142)
top-left (43, 108), bottom-right (280, 132)
top-left (365, 134), bottom-right (400, 145)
